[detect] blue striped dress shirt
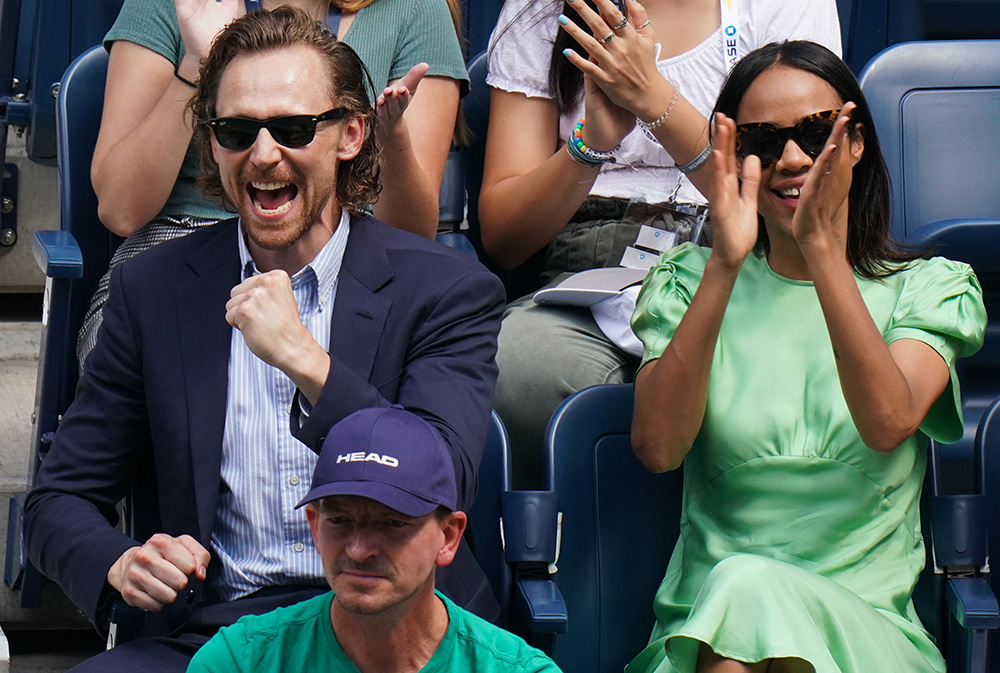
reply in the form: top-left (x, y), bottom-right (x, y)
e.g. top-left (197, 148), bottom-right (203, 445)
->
top-left (209, 211), bottom-right (350, 601)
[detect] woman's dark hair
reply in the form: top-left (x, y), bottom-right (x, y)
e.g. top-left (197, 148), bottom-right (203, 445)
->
top-left (549, 1), bottom-right (602, 114)
top-left (712, 40), bottom-right (921, 278)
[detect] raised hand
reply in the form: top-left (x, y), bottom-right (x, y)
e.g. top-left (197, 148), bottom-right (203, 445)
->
top-left (791, 103), bottom-right (859, 248)
top-left (174, 0), bottom-right (242, 65)
top-left (376, 62), bottom-right (430, 135)
top-left (708, 113), bottom-right (761, 269)
top-left (107, 534), bottom-right (210, 611)
top-left (559, 0), bottom-right (672, 124)
top-left (225, 270), bottom-right (315, 373)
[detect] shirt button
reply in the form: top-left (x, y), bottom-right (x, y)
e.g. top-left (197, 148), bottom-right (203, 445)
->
top-left (289, 475), bottom-right (300, 486)
top-left (293, 542), bottom-right (305, 553)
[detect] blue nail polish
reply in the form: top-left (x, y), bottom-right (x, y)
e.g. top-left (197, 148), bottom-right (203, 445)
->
top-left (558, 14), bottom-right (568, 25)
top-left (563, 48), bottom-right (573, 58)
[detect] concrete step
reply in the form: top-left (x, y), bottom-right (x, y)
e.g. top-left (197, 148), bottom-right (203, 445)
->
top-left (0, 297), bottom-right (94, 646)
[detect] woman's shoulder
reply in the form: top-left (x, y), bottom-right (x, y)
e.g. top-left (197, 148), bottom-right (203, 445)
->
top-left (104, 0), bottom-right (182, 62)
top-left (890, 256), bottom-right (978, 289)
top-left (486, 0), bottom-right (561, 98)
top-left (879, 256), bottom-right (985, 341)
top-left (743, 0), bottom-right (843, 57)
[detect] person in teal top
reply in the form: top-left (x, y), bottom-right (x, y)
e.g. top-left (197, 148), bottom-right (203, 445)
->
top-left (628, 41), bottom-right (986, 673)
top-left (78, 0), bottom-right (468, 368)
top-left (189, 407), bottom-right (562, 673)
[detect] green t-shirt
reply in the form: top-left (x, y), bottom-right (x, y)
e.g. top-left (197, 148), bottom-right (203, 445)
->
top-left (104, 0), bottom-right (469, 221)
top-left (187, 590), bottom-right (562, 672)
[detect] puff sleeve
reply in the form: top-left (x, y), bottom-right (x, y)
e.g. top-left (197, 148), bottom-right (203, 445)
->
top-left (630, 243), bottom-right (709, 369)
top-left (884, 257), bottom-right (986, 442)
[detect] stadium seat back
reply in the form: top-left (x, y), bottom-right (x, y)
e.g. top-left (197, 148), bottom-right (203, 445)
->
top-left (467, 410), bottom-right (513, 626)
top-left (861, 40), bottom-right (1000, 475)
top-left (544, 384), bottom-right (682, 673)
top-left (843, 0), bottom-right (1000, 74)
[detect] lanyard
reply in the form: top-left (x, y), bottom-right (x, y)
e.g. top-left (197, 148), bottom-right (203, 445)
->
top-left (720, 0), bottom-right (740, 70)
top-left (243, 0), bottom-right (343, 35)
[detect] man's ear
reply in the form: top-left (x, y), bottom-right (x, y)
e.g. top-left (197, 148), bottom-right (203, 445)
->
top-left (305, 503), bottom-right (321, 547)
top-left (336, 116), bottom-right (366, 161)
top-left (849, 122), bottom-right (865, 167)
top-left (434, 511), bottom-right (467, 568)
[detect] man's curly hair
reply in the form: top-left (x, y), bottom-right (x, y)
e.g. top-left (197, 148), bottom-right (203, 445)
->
top-left (189, 6), bottom-right (380, 212)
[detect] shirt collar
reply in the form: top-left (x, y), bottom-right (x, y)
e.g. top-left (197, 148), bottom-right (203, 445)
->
top-left (237, 210), bottom-right (351, 307)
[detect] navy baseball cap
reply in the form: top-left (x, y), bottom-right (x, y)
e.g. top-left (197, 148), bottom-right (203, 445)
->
top-left (296, 407), bottom-right (458, 517)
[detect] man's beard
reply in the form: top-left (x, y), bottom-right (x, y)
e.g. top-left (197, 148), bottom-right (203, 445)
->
top-left (231, 165), bottom-right (337, 251)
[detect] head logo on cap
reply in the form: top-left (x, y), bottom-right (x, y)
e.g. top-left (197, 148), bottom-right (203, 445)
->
top-left (337, 452), bottom-right (400, 468)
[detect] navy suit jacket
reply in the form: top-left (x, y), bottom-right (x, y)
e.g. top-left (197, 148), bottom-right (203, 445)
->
top-left (24, 214), bottom-right (505, 633)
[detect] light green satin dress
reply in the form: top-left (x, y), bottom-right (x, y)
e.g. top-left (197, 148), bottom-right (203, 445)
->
top-left (627, 243), bottom-right (986, 673)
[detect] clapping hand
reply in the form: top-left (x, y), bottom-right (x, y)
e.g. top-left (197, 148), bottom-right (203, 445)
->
top-left (708, 113), bottom-right (760, 270)
top-left (559, 0), bottom-right (670, 124)
top-left (791, 103), bottom-right (859, 248)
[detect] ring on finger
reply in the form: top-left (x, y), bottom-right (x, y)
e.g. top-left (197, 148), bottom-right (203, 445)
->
top-left (612, 16), bottom-right (628, 30)
top-left (600, 31), bottom-right (615, 43)
top-left (637, 19), bottom-right (652, 29)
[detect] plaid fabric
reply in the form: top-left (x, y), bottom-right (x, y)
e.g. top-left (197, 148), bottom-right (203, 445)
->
top-left (77, 214), bottom-right (221, 372)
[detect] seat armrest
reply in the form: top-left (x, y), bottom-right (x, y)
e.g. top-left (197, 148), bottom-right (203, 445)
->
top-left (33, 231), bottom-right (84, 278)
top-left (515, 578), bottom-right (568, 633)
top-left (106, 601), bottom-right (147, 649)
top-left (946, 577), bottom-right (1000, 630)
top-left (501, 491), bottom-right (559, 564)
top-left (929, 494), bottom-right (987, 571)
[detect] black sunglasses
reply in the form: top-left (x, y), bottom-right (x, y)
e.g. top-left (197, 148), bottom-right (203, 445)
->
top-left (735, 109), bottom-right (841, 168)
top-left (209, 107), bottom-right (349, 151)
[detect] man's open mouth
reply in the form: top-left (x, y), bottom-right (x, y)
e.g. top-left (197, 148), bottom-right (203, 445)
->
top-left (248, 181), bottom-right (299, 214)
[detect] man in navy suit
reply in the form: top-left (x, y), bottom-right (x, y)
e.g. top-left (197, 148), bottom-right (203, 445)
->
top-left (24, 8), bottom-right (504, 670)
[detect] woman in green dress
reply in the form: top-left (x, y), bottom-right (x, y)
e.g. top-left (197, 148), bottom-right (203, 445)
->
top-left (628, 41), bottom-right (986, 673)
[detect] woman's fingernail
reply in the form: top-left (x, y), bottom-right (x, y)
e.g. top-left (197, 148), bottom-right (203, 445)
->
top-left (563, 48), bottom-right (573, 58)
top-left (558, 14), bottom-right (569, 25)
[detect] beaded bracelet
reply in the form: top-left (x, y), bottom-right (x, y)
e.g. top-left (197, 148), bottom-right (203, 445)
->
top-left (637, 80), bottom-right (680, 141)
top-left (567, 119), bottom-right (617, 165)
top-left (565, 142), bottom-right (600, 167)
top-left (676, 142), bottom-right (712, 175)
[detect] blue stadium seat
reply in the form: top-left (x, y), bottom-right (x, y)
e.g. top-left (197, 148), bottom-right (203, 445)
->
top-left (542, 384), bottom-right (997, 673)
top-left (0, 0), bottom-right (123, 166)
top-left (860, 40), bottom-right (1000, 483)
top-left (841, 0), bottom-right (1000, 75)
top-left (5, 44), bottom-right (118, 608)
top-left (467, 410), bottom-right (514, 626)
top-left (972, 396), bottom-right (1000, 667)
top-left (461, 0), bottom-right (503, 62)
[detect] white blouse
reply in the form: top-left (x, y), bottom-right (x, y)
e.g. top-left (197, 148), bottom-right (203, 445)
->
top-left (487, 0), bottom-right (843, 206)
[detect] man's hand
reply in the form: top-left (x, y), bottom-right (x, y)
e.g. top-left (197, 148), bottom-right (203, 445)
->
top-left (226, 270), bottom-right (314, 371)
top-left (107, 534), bottom-right (210, 611)
top-left (226, 270), bottom-right (331, 404)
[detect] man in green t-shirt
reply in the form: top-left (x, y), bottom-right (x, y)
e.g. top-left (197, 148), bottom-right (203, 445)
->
top-left (188, 407), bottom-right (561, 673)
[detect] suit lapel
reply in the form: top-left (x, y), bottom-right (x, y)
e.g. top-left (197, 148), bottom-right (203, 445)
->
top-left (329, 215), bottom-right (393, 384)
top-left (176, 219), bottom-right (241, 543)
